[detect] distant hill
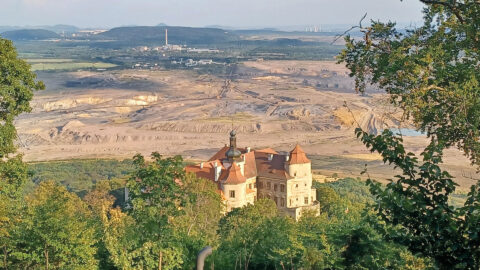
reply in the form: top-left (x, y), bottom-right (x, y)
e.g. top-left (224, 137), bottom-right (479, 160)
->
top-left (0, 25), bottom-right (78, 34)
top-left (43, 24), bottom-right (79, 33)
top-left (97, 26), bottom-right (238, 45)
top-left (1, 29), bottom-right (60, 40)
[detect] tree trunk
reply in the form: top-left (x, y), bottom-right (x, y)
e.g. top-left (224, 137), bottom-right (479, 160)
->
top-left (3, 245), bottom-right (7, 270)
top-left (44, 246), bottom-right (49, 270)
top-left (158, 251), bottom-right (162, 270)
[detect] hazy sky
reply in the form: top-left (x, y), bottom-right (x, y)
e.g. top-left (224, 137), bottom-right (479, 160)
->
top-left (1, 0), bottom-right (425, 28)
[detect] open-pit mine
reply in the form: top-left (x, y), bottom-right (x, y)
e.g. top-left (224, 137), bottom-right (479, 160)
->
top-left (17, 60), bottom-right (478, 189)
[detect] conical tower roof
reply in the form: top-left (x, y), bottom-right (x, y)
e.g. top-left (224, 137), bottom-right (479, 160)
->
top-left (223, 162), bottom-right (246, 184)
top-left (288, 144), bottom-right (310, 164)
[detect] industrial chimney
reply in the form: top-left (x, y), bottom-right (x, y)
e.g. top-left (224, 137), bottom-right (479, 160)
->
top-left (165, 28), bottom-right (168, 46)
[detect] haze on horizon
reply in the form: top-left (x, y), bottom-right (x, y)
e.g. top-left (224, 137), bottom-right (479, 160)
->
top-left (1, 0), bottom-right (425, 29)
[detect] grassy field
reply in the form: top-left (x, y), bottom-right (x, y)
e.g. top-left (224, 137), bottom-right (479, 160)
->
top-left (29, 61), bottom-right (117, 71)
top-left (310, 155), bottom-right (477, 192)
top-left (26, 58), bottom-right (75, 63)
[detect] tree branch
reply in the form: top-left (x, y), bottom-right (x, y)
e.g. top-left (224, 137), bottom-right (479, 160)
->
top-left (419, 0), bottom-right (465, 24)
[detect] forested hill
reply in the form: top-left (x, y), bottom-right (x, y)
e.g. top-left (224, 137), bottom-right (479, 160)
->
top-left (1, 29), bottom-right (60, 40)
top-left (97, 26), bottom-right (239, 45)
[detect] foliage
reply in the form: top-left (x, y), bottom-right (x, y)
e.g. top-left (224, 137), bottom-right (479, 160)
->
top-left (0, 37), bottom-right (44, 156)
top-left (315, 185), bottom-right (340, 214)
top-left (84, 181), bottom-right (118, 269)
top-left (215, 199), bottom-right (298, 269)
top-left (0, 36), bottom-right (43, 269)
top-left (29, 159), bottom-right (134, 194)
top-left (173, 173), bottom-right (224, 269)
top-left (338, 0), bottom-right (480, 166)
top-left (356, 128), bottom-right (479, 268)
top-left (13, 181), bottom-right (98, 269)
top-left (339, 1), bottom-right (480, 268)
top-left (110, 152), bottom-right (187, 269)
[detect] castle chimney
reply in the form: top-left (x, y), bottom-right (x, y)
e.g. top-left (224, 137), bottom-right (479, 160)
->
top-left (213, 162), bottom-right (221, 182)
top-left (247, 147), bottom-right (251, 153)
top-left (285, 155), bottom-right (290, 162)
top-left (200, 162), bottom-right (204, 169)
top-left (268, 154), bottom-right (273, 161)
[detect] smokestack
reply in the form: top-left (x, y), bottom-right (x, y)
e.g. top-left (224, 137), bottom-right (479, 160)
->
top-left (165, 28), bottom-right (168, 46)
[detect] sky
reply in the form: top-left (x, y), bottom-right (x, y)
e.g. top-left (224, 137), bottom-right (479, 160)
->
top-left (1, 0), bottom-right (425, 29)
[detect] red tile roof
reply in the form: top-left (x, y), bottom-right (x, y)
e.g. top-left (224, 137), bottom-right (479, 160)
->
top-left (254, 151), bottom-right (292, 180)
top-left (289, 144), bottom-right (310, 164)
top-left (208, 146), bottom-right (229, 161)
top-left (223, 162), bottom-right (247, 184)
top-left (241, 151), bottom-right (257, 179)
top-left (256, 148), bottom-right (279, 154)
top-left (188, 143), bottom-right (310, 189)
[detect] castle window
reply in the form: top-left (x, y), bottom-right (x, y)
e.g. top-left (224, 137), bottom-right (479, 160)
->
top-left (280, 184), bottom-right (285, 192)
top-left (230, 190), bottom-right (235, 198)
top-left (258, 181), bottom-right (263, 189)
top-left (289, 199), bottom-right (292, 206)
top-left (267, 182), bottom-right (271, 189)
top-left (295, 184), bottom-right (298, 188)
top-left (304, 197), bottom-right (309, 204)
top-left (249, 183), bottom-right (252, 189)
top-left (305, 183), bottom-right (307, 186)
top-left (274, 184), bottom-right (278, 191)
top-left (254, 182), bottom-right (257, 188)
top-left (280, 198), bottom-right (285, 207)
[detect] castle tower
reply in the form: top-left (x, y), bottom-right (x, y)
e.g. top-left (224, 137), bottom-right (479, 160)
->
top-left (222, 162), bottom-right (247, 211)
top-left (225, 130), bottom-right (241, 162)
top-left (287, 144), bottom-right (311, 178)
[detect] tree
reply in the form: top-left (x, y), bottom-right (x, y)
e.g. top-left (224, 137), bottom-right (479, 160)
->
top-left (0, 38), bottom-right (44, 157)
top-left (354, 129), bottom-right (480, 268)
top-left (123, 152), bottom-right (187, 269)
top-left (216, 199), bottom-right (299, 269)
top-left (338, 1), bottom-right (480, 268)
top-left (315, 185), bottom-right (340, 214)
top-left (14, 181), bottom-right (98, 269)
top-left (84, 181), bottom-right (118, 269)
top-left (338, 0), bottom-right (480, 166)
top-left (0, 37), bottom-right (44, 269)
top-left (173, 173), bottom-right (223, 269)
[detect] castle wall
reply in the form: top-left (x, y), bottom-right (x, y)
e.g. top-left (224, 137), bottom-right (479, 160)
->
top-left (222, 182), bottom-right (247, 212)
top-left (257, 177), bottom-right (288, 209)
top-left (245, 176), bottom-right (257, 204)
top-left (286, 163), bottom-right (315, 208)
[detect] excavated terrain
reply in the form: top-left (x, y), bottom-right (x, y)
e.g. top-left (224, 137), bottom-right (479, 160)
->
top-left (16, 60), bottom-right (478, 188)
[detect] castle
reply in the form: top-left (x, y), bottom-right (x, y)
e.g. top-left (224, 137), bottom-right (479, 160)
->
top-left (186, 131), bottom-right (319, 220)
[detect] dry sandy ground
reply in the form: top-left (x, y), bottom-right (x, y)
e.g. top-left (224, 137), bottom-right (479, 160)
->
top-left (16, 60), bottom-right (478, 190)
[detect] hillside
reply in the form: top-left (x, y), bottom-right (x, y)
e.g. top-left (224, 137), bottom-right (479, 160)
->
top-left (1, 29), bottom-right (60, 40)
top-left (97, 26), bottom-right (238, 45)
